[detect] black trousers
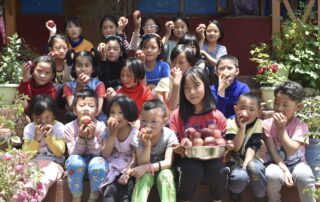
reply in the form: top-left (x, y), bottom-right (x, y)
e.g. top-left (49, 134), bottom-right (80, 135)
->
top-left (102, 175), bottom-right (135, 202)
top-left (174, 157), bottom-right (229, 201)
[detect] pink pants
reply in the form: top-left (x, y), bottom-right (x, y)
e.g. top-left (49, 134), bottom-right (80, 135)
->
top-left (30, 159), bottom-right (64, 201)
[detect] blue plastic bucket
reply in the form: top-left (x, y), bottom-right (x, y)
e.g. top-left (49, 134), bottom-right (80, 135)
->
top-left (305, 138), bottom-right (320, 183)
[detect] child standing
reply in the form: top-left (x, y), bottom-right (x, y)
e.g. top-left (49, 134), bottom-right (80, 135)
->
top-left (211, 55), bottom-right (250, 119)
top-left (113, 58), bottom-right (153, 112)
top-left (154, 44), bottom-right (195, 116)
top-left (23, 95), bottom-right (65, 201)
top-left (226, 93), bottom-right (266, 202)
top-left (169, 67), bottom-right (228, 202)
top-left (140, 33), bottom-right (170, 89)
top-left (130, 99), bottom-right (178, 202)
top-left (63, 49), bottom-right (106, 123)
top-left (98, 35), bottom-right (127, 90)
top-left (263, 81), bottom-right (315, 202)
top-left (64, 89), bottom-right (108, 202)
top-left (101, 95), bottom-right (139, 202)
top-left (18, 55), bottom-right (57, 114)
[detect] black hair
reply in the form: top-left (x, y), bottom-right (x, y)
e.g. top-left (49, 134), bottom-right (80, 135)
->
top-left (139, 33), bottom-right (164, 61)
top-left (103, 35), bottom-right (127, 59)
top-left (238, 92), bottom-right (261, 108)
top-left (99, 15), bottom-right (118, 30)
top-left (216, 54), bottom-right (239, 69)
top-left (172, 15), bottom-right (190, 30)
top-left (142, 99), bottom-right (167, 118)
top-left (29, 94), bottom-right (58, 119)
top-left (206, 19), bottom-right (224, 42)
top-left (140, 16), bottom-right (161, 35)
top-left (179, 67), bottom-right (216, 122)
top-left (48, 34), bottom-right (68, 49)
top-left (64, 16), bottom-right (82, 31)
top-left (274, 81), bottom-right (304, 103)
top-left (106, 94), bottom-right (138, 122)
top-left (66, 48), bottom-right (101, 79)
top-left (170, 44), bottom-right (196, 66)
top-left (31, 55), bottom-right (56, 81)
top-left (178, 34), bottom-right (200, 59)
top-left (72, 89), bottom-right (98, 108)
top-left (121, 58), bottom-right (145, 82)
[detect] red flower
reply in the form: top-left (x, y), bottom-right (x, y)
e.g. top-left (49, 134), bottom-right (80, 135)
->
top-left (68, 169), bottom-right (75, 175)
top-left (258, 68), bottom-right (265, 74)
top-left (271, 64), bottom-right (278, 73)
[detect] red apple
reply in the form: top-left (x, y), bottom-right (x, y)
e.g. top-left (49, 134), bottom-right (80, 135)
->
top-left (215, 137), bottom-right (226, 146)
top-left (181, 137), bottom-right (192, 146)
top-left (190, 131), bottom-right (201, 140)
top-left (212, 129), bottom-right (222, 138)
top-left (119, 16), bottom-right (127, 23)
top-left (80, 116), bottom-right (91, 126)
top-left (193, 137), bottom-right (204, 146)
top-left (135, 50), bottom-right (143, 58)
top-left (133, 10), bottom-right (141, 18)
top-left (27, 61), bottom-right (34, 67)
top-left (47, 20), bottom-right (55, 28)
top-left (200, 128), bottom-right (215, 139)
top-left (204, 136), bottom-right (216, 146)
top-left (240, 110), bottom-right (250, 121)
top-left (140, 127), bottom-right (152, 135)
top-left (184, 141), bottom-right (193, 146)
top-left (184, 127), bottom-right (197, 136)
top-left (199, 24), bottom-right (206, 30)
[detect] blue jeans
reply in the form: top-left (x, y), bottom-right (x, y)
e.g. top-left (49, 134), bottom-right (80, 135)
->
top-left (65, 154), bottom-right (108, 199)
top-left (228, 160), bottom-right (266, 197)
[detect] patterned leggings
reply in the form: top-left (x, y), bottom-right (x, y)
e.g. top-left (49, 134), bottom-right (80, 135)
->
top-left (131, 169), bottom-right (176, 202)
top-left (65, 154), bottom-right (108, 199)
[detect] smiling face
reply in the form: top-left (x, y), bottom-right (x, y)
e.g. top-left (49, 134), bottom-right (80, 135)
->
top-left (74, 56), bottom-right (93, 77)
top-left (33, 110), bottom-right (54, 125)
top-left (32, 62), bottom-right (54, 86)
top-left (65, 22), bottom-right (82, 41)
top-left (205, 23), bottom-right (221, 43)
top-left (274, 92), bottom-right (301, 122)
top-left (105, 40), bottom-right (122, 62)
top-left (49, 38), bottom-right (68, 60)
top-left (216, 59), bottom-right (239, 83)
top-left (142, 38), bottom-right (160, 62)
top-left (73, 97), bottom-right (98, 121)
top-left (143, 19), bottom-right (158, 34)
top-left (101, 19), bottom-right (117, 37)
top-left (234, 96), bottom-right (260, 124)
top-left (184, 75), bottom-right (205, 112)
top-left (120, 66), bottom-right (138, 89)
top-left (140, 108), bottom-right (167, 137)
top-left (173, 19), bottom-right (188, 39)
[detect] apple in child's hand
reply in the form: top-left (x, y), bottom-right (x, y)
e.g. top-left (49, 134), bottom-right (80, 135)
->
top-left (190, 131), bottom-right (201, 141)
top-left (119, 16), bottom-right (127, 23)
top-left (47, 20), bottom-right (55, 28)
top-left (98, 42), bottom-right (106, 51)
top-left (107, 117), bottom-right (118, 126)
top-left (140, 127), bottom-right (152, 135)
top-left (135, 50), bottom-right (143, 58)
top-left (240, 110), bottom-right (250, 121)
top-left (133, 10), bottom-right (141, 18)
top-left (80, 115), bottom-right (91, 126)
top-left (27, 61), bottom-right (34, 67)
top-left (212, 129), bottom-right (222, 138)
top-left (181, 137), bottom-right (192, 146)
top-left (198, 24), bottom-right (206, 30)
top-left (193, 138), bottom-right (204, 146)
top-left (215, 137), bottom-right (226, 146)
top-left (204, 136), bottom-right (216, 146)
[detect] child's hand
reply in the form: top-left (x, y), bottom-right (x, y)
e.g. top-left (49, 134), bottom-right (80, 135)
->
top-left (135, 50), bottom-right (145, 63)
top-left (236, 111), bottom-right (249, 129)
top-left (77, 73), bottom-right (90, 89)
top-left (225, 140), bottom-right (234, 151)
top-left (242, 163), bottom-right (247, 170)
top-left (86, 122), bottom-right (96, 140)
top-left (129, 165), bottom-right (147, 179)
top-left (138, 127), bottom-right (152, 145)
top-left (34, 124), bottom-right (48, 142)
top-left (45, 20), bottom-right (57, 37)
top-left (195, 24), bottom-right (206, 41)
top-left (118, 173), bottom-right (130, 185)
top-left (79, 123), bottom-right (89, 139)
top-left (172, 143), bottom-right (185, 156)
top-left (98, 43), bottom-right (107, 61)
top-left (21, 62), bottom-right (32, 82)
top-left (43, 124), bottom-right (53, 137)
top-left (48, 51), bottom-right (57, 59)
top-left (273, 112), bottom-right (287, 131)
top-left (218, 73), bottom-right (233, 91)
top-left (170, 67), bottom-right (182, 86)
top-left (148, 84), bottom-right (156, 90)
top-left (284, 170), bottom-right (294, 187)
top-left (133, 11), bottom-right (141, 31)
top-left (117, 16), bottom-right (128, 34)
top-left (105, 87), bottom-right (116, 100)
top-left (164, 21), bottom-right (174, 37)
top-left (107, 117), bottom-right (119, 136)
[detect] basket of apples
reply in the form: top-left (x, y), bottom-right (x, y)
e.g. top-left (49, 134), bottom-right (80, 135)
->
top-left (181, 125), bottom-right (226, 160)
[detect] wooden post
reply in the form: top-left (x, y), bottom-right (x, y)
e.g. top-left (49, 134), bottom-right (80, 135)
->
top-left (302, 0), bottom-right (316, 23)
top-left (283, 0), bottom-right (297, 21)
top-left (272, 0), bottom-right (281, 35)
top-left (318, 0), bottom-right (320, 27)
top-left (4, 0), bottom-right (16, 39)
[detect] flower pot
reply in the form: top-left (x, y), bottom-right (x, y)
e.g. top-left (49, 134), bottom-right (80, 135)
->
top-left (305, 138), bottom-right (320, 183)
top-left (0, 84), bottom-right (19, 105)
top-left (260, 86), bottom-right (275, 110)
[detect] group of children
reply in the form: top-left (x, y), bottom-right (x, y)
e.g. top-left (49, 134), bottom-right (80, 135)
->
top-left (17, 11), bottom-right (316, 202)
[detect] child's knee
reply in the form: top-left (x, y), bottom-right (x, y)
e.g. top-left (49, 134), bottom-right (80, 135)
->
top-left (88, 157), bottom-right (108, 174)
top-left (66, 155), bottom-right (86, 171)
top-left (158, 169), bottom-right (175, 184)
top-left (247, 161), bottom-right (265, 181)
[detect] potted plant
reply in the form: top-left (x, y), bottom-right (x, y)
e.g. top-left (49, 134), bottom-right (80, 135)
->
top-left (296, 96), bottom-right (320, 183)
top-left (250, 43), bottom-right (289, 110)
